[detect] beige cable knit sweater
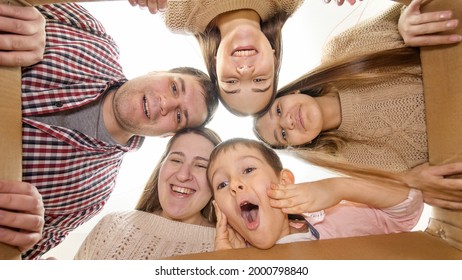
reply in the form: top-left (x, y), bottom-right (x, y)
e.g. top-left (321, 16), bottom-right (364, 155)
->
top-left (162, 0), bottom-right (304, 34)
top-left (74, 210), bottom-right (215, 260)
top-left (302, 3), bottom-right (427, 172)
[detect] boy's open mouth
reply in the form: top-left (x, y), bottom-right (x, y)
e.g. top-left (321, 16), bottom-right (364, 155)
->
top-left (240, 201), bottom-right (259, 230)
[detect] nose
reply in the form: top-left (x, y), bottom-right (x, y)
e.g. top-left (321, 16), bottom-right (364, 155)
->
top-left (229, 180), bottom-right (245, 196)
top-left (176, 164), bottom-right (192, 182)
top-left (236, 65), bottom-right (254, 76)
top-left (160, 95), bottom-right (179, 116)
top-left (280, 112), bottom-right (294, 130)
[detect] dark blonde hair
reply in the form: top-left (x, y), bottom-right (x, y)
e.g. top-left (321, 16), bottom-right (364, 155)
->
top-left (195, 12), bottom-right (290, 117)
top-left (207, 138), bottom-right (283, 187)
top-left (254, 47), bottom-right (421, 154)
top-left (253, 47), bottom-right (422, 187)
top-left (136, 127), bottom-right (222, 224)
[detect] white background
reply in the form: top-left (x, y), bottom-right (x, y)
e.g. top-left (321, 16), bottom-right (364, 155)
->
top-left (41, 0), bottom-right (431, 260)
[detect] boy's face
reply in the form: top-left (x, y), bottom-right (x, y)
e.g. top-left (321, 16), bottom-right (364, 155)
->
top-left (208, 144), bottom-right (290, 249)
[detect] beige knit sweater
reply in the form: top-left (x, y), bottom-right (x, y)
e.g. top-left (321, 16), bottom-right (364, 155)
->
top-left (309, 3), bottom-right (427, 172)
top-left (162, 0), bottom-right (304, 34)
top-left (74, 210), bottom-right (215, 260)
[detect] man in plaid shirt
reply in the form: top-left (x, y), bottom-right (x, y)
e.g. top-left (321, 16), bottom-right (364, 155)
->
top-left (0, 3), bottom-right (218, 259)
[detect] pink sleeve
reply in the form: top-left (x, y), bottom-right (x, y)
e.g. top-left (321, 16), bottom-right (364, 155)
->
top-left (310, 188), bottom-right (424, 240)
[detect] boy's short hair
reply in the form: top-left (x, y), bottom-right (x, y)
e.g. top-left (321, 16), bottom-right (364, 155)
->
top-left (207, 138), bottom-right (283, 185)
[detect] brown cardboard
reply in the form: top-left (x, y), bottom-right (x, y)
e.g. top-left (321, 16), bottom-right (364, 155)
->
top-left (417, 0), bottom-right (462, 252)
top-left (0, 66), bottom-right (22, 260)
top-left (167, 232), bottom-right (462, 260)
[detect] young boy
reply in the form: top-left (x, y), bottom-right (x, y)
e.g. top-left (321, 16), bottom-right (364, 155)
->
top-left (207, 138), bottom-right (424, 250)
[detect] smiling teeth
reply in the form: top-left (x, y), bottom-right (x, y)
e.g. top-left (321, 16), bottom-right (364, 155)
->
top-left (143, 96), bottom-right (150, 118)
top-left (233, 49), bottom-right (257, 56)
top-left (172, 185), bottom-right (195, 195)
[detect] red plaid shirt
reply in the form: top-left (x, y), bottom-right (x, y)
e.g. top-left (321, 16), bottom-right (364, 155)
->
top-left (20, 3), bottom-right (144, 259)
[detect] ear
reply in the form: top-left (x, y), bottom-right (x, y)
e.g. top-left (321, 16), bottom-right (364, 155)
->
top-left (279, 168), bottom-right (295, 185)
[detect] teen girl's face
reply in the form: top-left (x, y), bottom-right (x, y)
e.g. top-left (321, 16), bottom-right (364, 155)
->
top-left (208, 144), bottom-right (290, 249)
top-left (254, 92), bottom-right (324, 147)
top-left (216, 23), bottom-right (275, 116)
top-left (158, 133), bottom-right (214, 225)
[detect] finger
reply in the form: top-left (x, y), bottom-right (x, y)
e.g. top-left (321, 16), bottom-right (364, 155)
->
top-left (0, 50), bottom-right (44, 67)
top-left (127, 0), bottom-right (138, 6)
top-left (213, 200), bottom-right (228, 229)
top-left (0, 191), bottom-right (43, 215)
top-left (0, 13), bottom-right (44, 35)
top-left (424, 197), bottom-right (462, 210)
top-left (267, 183), bottom-right (297, 199)
top-left (407, 19), bottom-right (459, 36)
top-left (281, 205), bottom-right (306, 215)
top-left (157, 0), bottom-right (167, 11)
top-left (137, 0), bottom-right (148, 9)
top-left (0, 48), bottom-right (43, 66)
top-left (269, 195), bottom-right (301, 209)
top-left (423, 188), bottom-right (462, 200)
top-left (147, 0), bottom-right (158, 14)
top-left (405, 0), bottom-right (424, 15)
top-left (0, 180), bottom-right (40, 196)
top-left (0, 5), bottom-right (40, 21)
top-left (405, 34), bottom-right (462, 47)
top-left (0, 32), bottom-right (46, 50)
top-left (432, 162), bottom-right (462, 177)
top-left (0, 227), bottom-right (41, 253)
top-left (0, 208), bottom-right (44, 232)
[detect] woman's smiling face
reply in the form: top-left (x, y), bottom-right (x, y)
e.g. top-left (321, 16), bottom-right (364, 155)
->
top-left (158, 133), bottom-right (214, 224)
top-left (216, 23), bottom-right (275, 115)
top-left (254, 92), bottom-right (324, 147)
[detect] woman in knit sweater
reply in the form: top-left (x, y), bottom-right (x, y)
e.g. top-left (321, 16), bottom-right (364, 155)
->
top-left (74, 127), bottom-right (221, 259)
top-left (161, 0), bottom-right (303, 117)
top-left (128, 0), bottom-right (363, 117)
top-left (253, 0), bottom-right (462, 209)
top-left (132, 0), bottom-right (361, 116)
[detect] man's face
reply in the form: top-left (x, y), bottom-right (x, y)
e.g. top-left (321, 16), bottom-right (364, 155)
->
top-left (208, 144), bottom-right (290, 249)
top-left (113, 72), bottom-right (208, 137)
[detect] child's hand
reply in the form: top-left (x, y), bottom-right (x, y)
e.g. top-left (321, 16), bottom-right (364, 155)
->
top-left (398, 0), bottom-right (462, 47)
top-left (267, 180), bottom-right (341, 214)
top-left (213, 201), bottom-right (246, 250)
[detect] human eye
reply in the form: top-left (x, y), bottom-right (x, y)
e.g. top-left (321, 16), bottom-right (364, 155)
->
top-left (176, 109), bottom-right (182, 124)
top-left (195, 161), bottom-right (208, 169)
top-left (171, 82), bottom-right (178, 96)
top-left (276, 104), bottom-right (282, 116)
top-left (281, 129), bottom-right (287, 141)
top-left (216, 181), bottom-right (229, 190)
top-left (225, 80), bottom-right (238, 84)
top-left (170, 158), bottom-right (182, 164)
top-left (253, 78), bottom-right (265, 83)
top-left (243, 167), bottom-right (255, 174)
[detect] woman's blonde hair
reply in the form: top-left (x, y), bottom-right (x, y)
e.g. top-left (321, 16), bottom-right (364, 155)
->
top-left (253, 47), bottom-right (422, 186)
top-left (254, 47), bottom-right (421, 154)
